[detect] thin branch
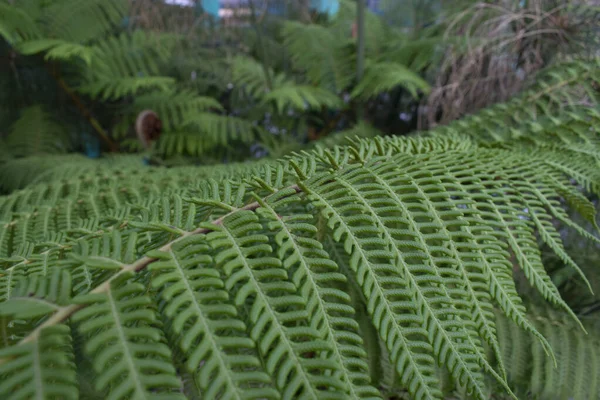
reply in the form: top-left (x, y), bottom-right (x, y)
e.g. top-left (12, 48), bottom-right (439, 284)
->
top-left (46, 64), bottom-right (118, 152)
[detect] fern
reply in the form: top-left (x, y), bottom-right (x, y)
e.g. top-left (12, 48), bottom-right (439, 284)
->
top-left (2, 4), bottom-right (600, 399)
top-left (231, 56), bottom-right (344, 113)
top-left (0, 2), bottom-right (41, 44)
top-left (281, 21), bottom-right (355, 93)
top-left (16, 39), bottom-right (94, 65)
top-left (43, 0), bottom-right (127, 44)
top-left (2, 106), bottom-right (70, 159)
top-left (132, 89), bottom-right (223, 131)
top-left (1, 93), bottom-right (600, 398)
top-left (495, 305), bottom-right (600, 400)
top-left (351, 62), bottom-right (430, 100)
top-left (77, 30), bottom-right (179, 100)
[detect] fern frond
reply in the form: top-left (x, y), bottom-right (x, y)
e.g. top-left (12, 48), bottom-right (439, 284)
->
top-left (256, 189), bottom-right (382, 398)
top-left (17, 39), bottom-right (93, 65)
top-left (431, 57), bottom-right (600, 141)
top-left (2, 99), bottom-right (600, 400)
top-left (44, 0), bottom-right (127, 43)
top-left (81, 77), bottom-right (175, 101)
top-left (230, 56), bottom-right (342, 113)
top-left (149, 235), bottom-right (281, 399)
top-left (132, 89), bottom-right (223, 131)
top-left (281, 21), bottom-right (355, 92)
top-left (351, 62), bottom-right (430, 100)
top-left (71, 273), bottom-right (185, 399)
top-left (0, 268), bottom-right (77, 398)
top-left (263, 85), bottom-right (343, 113)
top-left (231, 56), bottom-right (271, 98)
top-left (206, 210), bottom-right (350, 398)
top-left (0, 2), bottom-right (40, 44)
top-left (156, 113), bottom-right (262, 158)
top-left (0, 324), bottom-right (77, 400)
top-left (497, 305), bottom-right (600, 400)
top-left (78, 30), bottom-right (178, 100)
top-left (3, 106), bottom-right (70, 159)
top-left (0, 268), bottom-right (72, 317)
top-left (301, 159), bottom-right (499, 399)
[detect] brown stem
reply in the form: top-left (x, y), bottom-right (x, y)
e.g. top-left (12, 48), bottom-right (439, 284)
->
top-left (46, 65), bottom-right (118, 152)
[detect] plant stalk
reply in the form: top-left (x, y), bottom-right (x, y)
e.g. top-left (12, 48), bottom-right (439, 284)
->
top-left (356, 0), bottom-right (366, 120)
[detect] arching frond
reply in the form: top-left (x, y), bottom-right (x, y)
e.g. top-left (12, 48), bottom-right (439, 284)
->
top-left (351, 61), bottom-right (430, 100)
top-left (132, 89), bottom-right (223, 131)
top-left (263, 85), bottom-right (343, 113)
top-left (71, 273), bottom-right (185, 399)
top-left (496, 305), bottom-right (600, 400)
top-left (77, 30), bottom-right (179, 100)
top-left (17, 39), bottom-right (93, 65)
top-left (0, 2), bottom-right (40, 44)
top-left (43, 0), bottom-right (128, 43)
top-left (0, 324), bottom-right (77, 400)
top-left (281, 21), bottom-right (355, 92)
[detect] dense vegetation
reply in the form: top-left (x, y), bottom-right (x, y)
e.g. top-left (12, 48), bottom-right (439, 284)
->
top-left (0, 1), bottom-right (599, 399)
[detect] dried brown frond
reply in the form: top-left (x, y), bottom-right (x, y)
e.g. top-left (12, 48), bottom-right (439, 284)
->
top-left (419, 0), bottom-right (597, 129)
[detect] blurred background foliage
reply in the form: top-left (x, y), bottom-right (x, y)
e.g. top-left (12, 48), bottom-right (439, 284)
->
top-left (1, 0), bottom-right (597, 166)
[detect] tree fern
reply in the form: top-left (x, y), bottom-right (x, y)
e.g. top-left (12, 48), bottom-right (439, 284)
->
top-left (2, 5), bottom-right (600, 399)
top-left (2, 93), bottom-right (600, 398)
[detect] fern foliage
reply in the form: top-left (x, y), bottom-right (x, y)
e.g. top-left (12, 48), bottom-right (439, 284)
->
top-left (496, 305), bottom-right (600, 400)
top-left (2, 106), bottom-right (70, 159)
top-left (1, 3), bottom-right (600, 399)
top-left (1, 94), bottom-right (600, 398)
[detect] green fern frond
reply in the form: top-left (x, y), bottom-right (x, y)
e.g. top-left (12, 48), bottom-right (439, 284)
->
top-left (263, 85), bottom-right (343, 113)
top-left (0, 268), bottom-right (77, 398)
top-left (0, 2), bottom-right (40, 44)
top-left (256, 189), bottom-right (382, 398)
top-left (17, 39), bottom-right (93, 65)
top-left (231, 56), bottom-right (272, 98)
top-left (132, 89), bottom-right (223, 131)
top-left (77, 30), bottom-right (178, 100)
top-left (351, 62), bottom-right (430, 100)
top-left (155, 113), bottom-right (262, 158)
top-left (281, 21), bottom-right (355, 92)
top-left (431, 57), bottom-right (600, 142)
top-left (496, 305), bottom-right (600, 400)
top-left (231, 56), bottom-right (343, 113)
top-left (3, 106), bottom-right (70, 160)
top-left (0, 324), bottom-right (77, 400)
top-left (149, 235), bottom-right (281, 399)
top-left (80, 76), bottom-right (175, 101)
top-left (71, 273), bottom-right (185, 399)
top-left (0, 268), bottom-right (72, 317)
top-left (43, 0), bottom-right (127, 43)
top-left (206, 210), bottom-right (350, 398)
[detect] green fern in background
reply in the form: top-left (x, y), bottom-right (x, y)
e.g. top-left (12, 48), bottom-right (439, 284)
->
top-left (0, 0), bottom-right (437, 163)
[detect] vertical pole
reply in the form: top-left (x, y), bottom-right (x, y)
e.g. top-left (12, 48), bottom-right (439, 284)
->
top-left (356, 0), bottom-right (366, 120)
top-left (356, 0), bottom-right (365, 82)
top-left (249, 0), bottom-right (273, 90)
